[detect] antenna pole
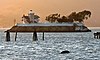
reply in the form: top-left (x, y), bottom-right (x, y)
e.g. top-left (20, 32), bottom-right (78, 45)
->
top-left (14, 19), bottom-right (16, 26)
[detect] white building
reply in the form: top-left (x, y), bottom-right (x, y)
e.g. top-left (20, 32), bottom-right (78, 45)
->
top-left (22, 10), bottom-right (40, 24)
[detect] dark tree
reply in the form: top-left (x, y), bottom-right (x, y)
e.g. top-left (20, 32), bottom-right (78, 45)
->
top-left (57, 16), bottom-right (73, 23)
top-left (45, 10), bottom-right (91, 23)
top-left (68, 10), bottom-right (91, 22)
top-left (45, 13), bottom-right (60, 23)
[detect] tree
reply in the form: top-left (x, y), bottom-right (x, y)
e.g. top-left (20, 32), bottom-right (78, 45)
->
top-left (34, 15), bottom-right (40, 19)
top-left (45, 13), bottom-right (60, 23)
top-left (57, 16), bottom-right (73, 23)
top-left (57, 16), bottom-right (67, 23)
top-left (45, 10), bottom-right (91, 23)
top-left (68, 12), bottom-right (76, 20)
top-left (68, 10), bottom-right (91, 22)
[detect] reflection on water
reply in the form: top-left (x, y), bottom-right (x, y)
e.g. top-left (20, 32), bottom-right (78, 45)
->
top-left (0, 30), bottom-right (100, 60)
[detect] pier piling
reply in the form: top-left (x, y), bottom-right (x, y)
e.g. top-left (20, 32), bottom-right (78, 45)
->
top-left (43, 32), bottom-right (44, 40)
top-left (33, 32), bottom-right (38, 41)
top-left (15, 32), bottom-right (17, 41)
top-left (94, 32), bottom-right (100, 39)
top-left (6, 31), bottom-right (10, 41)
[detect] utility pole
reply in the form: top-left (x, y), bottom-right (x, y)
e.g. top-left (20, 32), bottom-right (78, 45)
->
top-left (14, 19), bottom-right (16, 26)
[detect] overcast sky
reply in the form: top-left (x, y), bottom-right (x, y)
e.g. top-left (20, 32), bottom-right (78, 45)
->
top-left (0, 0), bottom-right (100, 27)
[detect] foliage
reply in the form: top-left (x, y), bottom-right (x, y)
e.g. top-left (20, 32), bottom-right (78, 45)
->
top-left (45, 13), bottom-right (60, 23)
top-left (45, 10), bottom-right (91, 23)
top-left (34, 15), bottom-right (40, 19)
top-left (68, 10), bottom-right (91, 22)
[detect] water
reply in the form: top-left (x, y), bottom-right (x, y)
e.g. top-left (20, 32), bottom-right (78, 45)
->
top-left (0, 29), bottom-right (100, 60)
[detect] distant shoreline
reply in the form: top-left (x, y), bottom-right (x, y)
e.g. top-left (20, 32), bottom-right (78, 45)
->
top-left (0, 28), bottom-right (10, 31)
top-left (88, 27), bottom-right (100, 29)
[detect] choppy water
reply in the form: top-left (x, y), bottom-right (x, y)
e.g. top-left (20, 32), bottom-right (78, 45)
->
top-left (0, 29), bottom-right (100, 60)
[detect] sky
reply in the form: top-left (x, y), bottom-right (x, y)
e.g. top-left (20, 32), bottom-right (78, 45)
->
top-left (0, 0), bottom-right (100, 27)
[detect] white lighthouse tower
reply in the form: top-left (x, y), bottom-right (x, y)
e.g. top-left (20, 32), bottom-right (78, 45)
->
top-left (28, 10), bottom-right (35, 23)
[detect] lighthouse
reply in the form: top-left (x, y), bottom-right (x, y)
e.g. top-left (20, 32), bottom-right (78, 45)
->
top-left (22, 10), bottom-right (40, 24)
top-left (28, 10), bottom-right (35, 23)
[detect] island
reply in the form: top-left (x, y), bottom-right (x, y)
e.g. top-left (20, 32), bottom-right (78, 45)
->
top-left (5, 10), bottom-right (91, 41)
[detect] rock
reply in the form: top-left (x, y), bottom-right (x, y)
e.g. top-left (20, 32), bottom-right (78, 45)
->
top-left (60, 50), bottom-right (70, 54)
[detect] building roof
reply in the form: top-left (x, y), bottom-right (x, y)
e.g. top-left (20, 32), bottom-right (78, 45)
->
top-left (16, 23), bottom-right (74, 26)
